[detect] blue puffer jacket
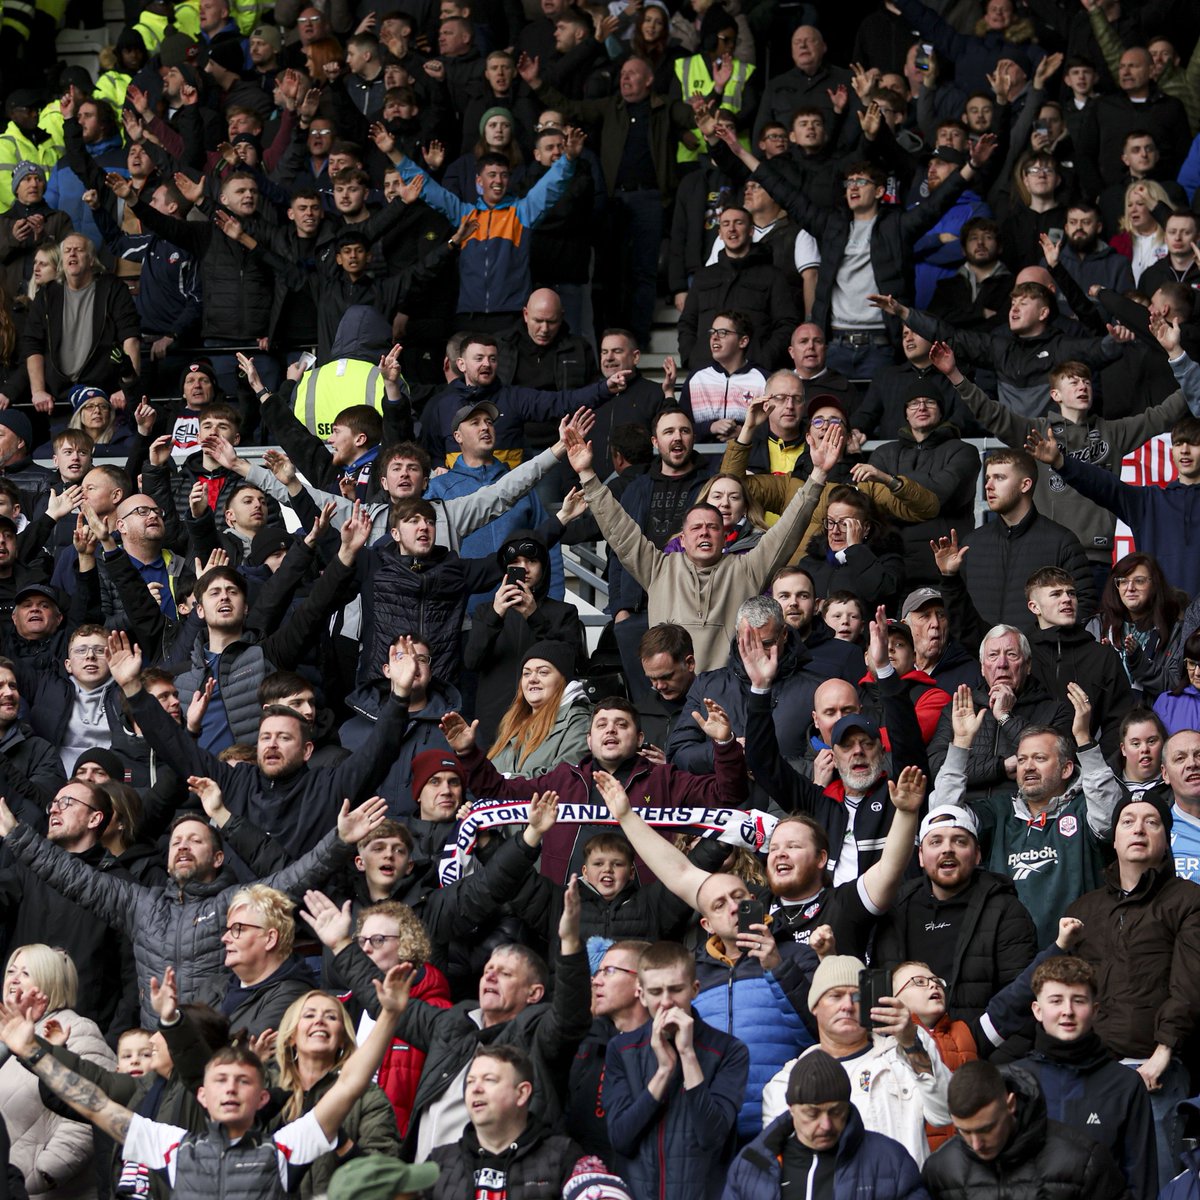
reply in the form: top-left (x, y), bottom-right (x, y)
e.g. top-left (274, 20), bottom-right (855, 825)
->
top-left (722, 1108), bottom-right (931, 1200)
top-left (605, 1012), bottom-right (750, 1200)
top-left (692, 939), bottom-right (817, 1137)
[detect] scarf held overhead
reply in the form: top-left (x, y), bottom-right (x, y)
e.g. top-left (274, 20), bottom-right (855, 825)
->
top-left (438, 801), bottom-right (779, 885)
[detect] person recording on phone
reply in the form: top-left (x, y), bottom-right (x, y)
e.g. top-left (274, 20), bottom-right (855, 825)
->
top-left (603, 940), bottom-right (750, 1200)
top-left (760, 952), bottom-right (952, 1167)
top-left (462, 530), bottom-right (586, 745)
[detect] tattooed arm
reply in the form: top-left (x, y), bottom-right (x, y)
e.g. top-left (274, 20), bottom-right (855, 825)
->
top-left (0, 1010), bottom-right (133, 1143)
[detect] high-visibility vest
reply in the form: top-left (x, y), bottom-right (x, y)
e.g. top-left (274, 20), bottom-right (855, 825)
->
top-left (132, 8), bottom-right (168, 51)
top-left (2, 0), bottom-right (36, 41)
top-left (674, 54), bottom-right (754, 163)
top-left (293, 358), bottom-right (384, 437)
top-left (229, 0), bottom-right (264, 35)
top-left (171, 0), bottom-right (200, 39)
top-left (35, 0), bottom-right (67, 26)
top-left (94, 69), bottom-right (131, 112)
top-left (0, 121), bottom-right (59, 213)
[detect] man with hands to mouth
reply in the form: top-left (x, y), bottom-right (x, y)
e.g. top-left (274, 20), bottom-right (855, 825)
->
top-left (603, 940), bottom-right (750, 1200)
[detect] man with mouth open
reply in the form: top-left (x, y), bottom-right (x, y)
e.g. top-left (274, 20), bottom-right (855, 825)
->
top-left (872, 804), bottom-right (1037, 1030)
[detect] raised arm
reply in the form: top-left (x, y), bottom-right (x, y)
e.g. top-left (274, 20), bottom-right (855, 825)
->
top-left (859, 767), bottom-right (926, 912)
top-left (0, 1006), bottom-right (134, 1144)
top-left (594, 771), bottom-right (711, 910)
top-left (311, 964), bottom-right (414, 1139)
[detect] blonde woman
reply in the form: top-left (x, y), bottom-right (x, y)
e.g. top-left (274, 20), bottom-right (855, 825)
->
top-left (0, 945), bottom-right (115, 1200)
top-left (271, 990), bottom-right (400, 1197)
top-left (1111, 179), bottom-right (1173, 284)
top-left (488, 640), bottom-right (590, 776)
top-left (665, 473), bottom-right (768, 555)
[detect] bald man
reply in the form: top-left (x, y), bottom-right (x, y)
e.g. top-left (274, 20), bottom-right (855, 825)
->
top-left (106, 492), bottom-right (186, 623)
top-left (753, 25), bottom-right (852, 141)
top-left (498, 287), bottom-right (598, 484)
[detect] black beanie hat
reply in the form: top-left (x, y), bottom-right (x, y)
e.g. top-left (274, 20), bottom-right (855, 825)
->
top-left (521, 640), bottom-right (577, 682)
top-left (785, 1049), bottom-right (852, 1106)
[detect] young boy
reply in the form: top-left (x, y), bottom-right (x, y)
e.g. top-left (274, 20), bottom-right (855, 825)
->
top-left (115, 1029), bottom-right (155, 1077)
top-left (823, 591), bottom-right (866, 644)
top-left (0, 964), bottom-right (415, 1199)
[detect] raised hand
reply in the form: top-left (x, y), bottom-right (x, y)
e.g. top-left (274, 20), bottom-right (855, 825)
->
top-left (73, 512), bottom-right (96, 559)
top-left (173, 171), bottom-right (204, 206)
top-left (1066, 680), bottom-right (1093, 746)
top-left (809, 925), bottom-right (836, 959)
top-left (188, 479), bottom-right (209, 519)
top-left (807, 421), bottom-right (845, 474)
top-left (1024, 424), bottom-right (1061, 467)
top-left (1106, 321), bottom-right (1135, 344)
top-left (338, 795), bottom-right (389, 844)
top-left (188, 775), bottom-right (228, 824)
top-left (691, 697), bottom-right (733, 742)
top-left (0, 1004), bottom-right (37, 1059)
top-left (1056, 915), bottom-right (1083, 950)
top-left (387, 633), bottom-right (420, 695)
top-left (867, 604), bottom-right (889, 674)
top-left (526, 791), bottom-right (559, 839)
top-left (301, 889), bottom-right (355, 950)
top-left (398, 172), bottom-right (425, 205)
top-left (375, 962), bottom-right (417, 1017)
top-left (950, 684), bottom-right (986, 746)
top-left (250, 1028), bottom-right (277, 1060)
top-left (1038, 231), bottom-right (1061, 270)
top-left (563, 423), bottom-right (594, 476)
top-left (1149, 309), bottom-right (1182, 357)
top-left (201, 434), bottom-right (240, 472)
top-left (149, 966), bottom-right (179, 1023)
top-left (738, 621), bottom-right (779, 688)
top-left (379, 343), bottom-right (404, 382)
top-left (422, 139), bottom-right (445, 171)
top-left (263, 449), bottom-right (297, 486)
top-left (516, 52), bottom-right (540, 86)
top-left (439, 710), bottom-right (479, 753)
top-left (338, 500), bottom-right (372, 557)
top-left (450, 209), bottom-right (479, 246)
top-left (929, 529), bottom-right (968, 576)
top-left (593, 769), bottom-right (631, 819)
top-left (661, 355), bottom-right (677, 394)
top-left (235, 351), bottom-right (263, 394)
top-left (47, 484), bottom-right (83, 522)
top-left (564, 125), bottom-right (587, 160)
top-left (556, 486), bottom-right (588, 525)
top-left (558, 872), bottom-right (582, 950)
top-left (186, 678), bottom-right (216, 733)
top-left (1034, 50), bottom-right (1064, 91)
top-left (857, 100), bottom-right (882, 140)
top-left (105, 630), bottom-right (143, 691)
top-left (134, 399), bottom-right (156, 436)
top-left (304, 500), bottom-right (336, 547)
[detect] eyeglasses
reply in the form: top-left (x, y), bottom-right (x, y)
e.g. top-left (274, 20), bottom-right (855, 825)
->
top-left (224, 922), bottom-right (264, 939)
top-left (1024, 165), bottom-right (1055, 176)
top-left (765, 392), bottom-right (802, 405)
top-left (1116, 575), bottom-right (1151, 589)
top-left (824, 517), bottom-right (862, 530)
top-left (905, 398), bottom-right (938, 409)
top-left (808, 416), bottom-right (844, 428)
top-left (843, 177), bottom-right (874, 189)
top-left (895, 974), bottom-right (946, 996)
top-left (356, 934), bottom-right (401, 950)
top-left (308, 127), bottom-right (333, 136)
top-left (762, 132), bottom-right (788, 142)
top-left (69, 645), bottom-right (106, 659)
top-left (708, 327), bottom-right (740, 338)
top-left (123, 505), bottom-right (163, 519)
top-left (594, 964), bottom-right (637, 978)
top-left (395, 652), bottom-right (432, 665)
top-left (297, 14), bottom-right (323, 23)
top-left (81, 402), bottom-right (111, 413)
top-left (1186, 660), bottom-right (1200, 672)
top-left (715, 31), bottom-right (735, 42)
top-left (46, 795), bottom-right (99, 815)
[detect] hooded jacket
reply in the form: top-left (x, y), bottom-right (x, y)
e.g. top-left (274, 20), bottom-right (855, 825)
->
top-left (920, 1066), bottom-right (1132, 1200)
top-left (429, 1123), bottom-right (589, 1200)
top-left (723, 1106), bottom-right (930, 1200)
top-left (220, 956), bottom-right (314, 1038)
top-left (583, 468), bottom-right (823, 672)
top-left (1011, 1029), bottom-right (1157, 1200)
top-left (1028, 623), bottom-right (1134, 760)
top-left (489, 682), bottom-right (592, 778)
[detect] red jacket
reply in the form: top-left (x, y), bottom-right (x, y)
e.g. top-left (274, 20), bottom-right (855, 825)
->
top-left (458, 739), bottom-right (750, 883)
top-left (342, 961), bottom-right (452, 1135)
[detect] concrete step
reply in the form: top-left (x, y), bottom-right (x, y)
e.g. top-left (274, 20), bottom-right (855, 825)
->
top-left (648, 327), bottom-right (680, 355)
top-left (653, 302), bottom-right (681, 325)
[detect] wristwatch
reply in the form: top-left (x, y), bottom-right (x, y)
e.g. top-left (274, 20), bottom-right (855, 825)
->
top-left (23, 1044), bottom-right (49, 1066)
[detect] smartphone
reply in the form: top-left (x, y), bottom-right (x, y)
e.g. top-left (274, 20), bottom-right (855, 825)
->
top-left (296, 350), bottom-right (317, 372)
top-left (737, 898), bottom-right (765, 935)
top-left (858, 968), bottom-right (891, 1021)
top-left (1033, 121), bottom-right (1050, 138)
top-left (1047, 228), bottom-right (1064, 246)
top-left (505, 565), bottom-right (527, 586)
top-left (915, 42), bottom-right (933, 71)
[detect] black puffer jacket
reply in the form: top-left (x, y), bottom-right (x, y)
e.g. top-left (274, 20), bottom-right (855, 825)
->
top-left (129, 193), bottom-right (275, 340)
top-left (921, 1066), bottom-right (1131, 1200)
top-left (429, 1125), bottom-right (587, 1200)
top-left (958, 505), bottom-right (1098, 632)
top-left (874, 869), bottom-right (1038, 1024)
top-left (677, 245), bottom-right (798, 369)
